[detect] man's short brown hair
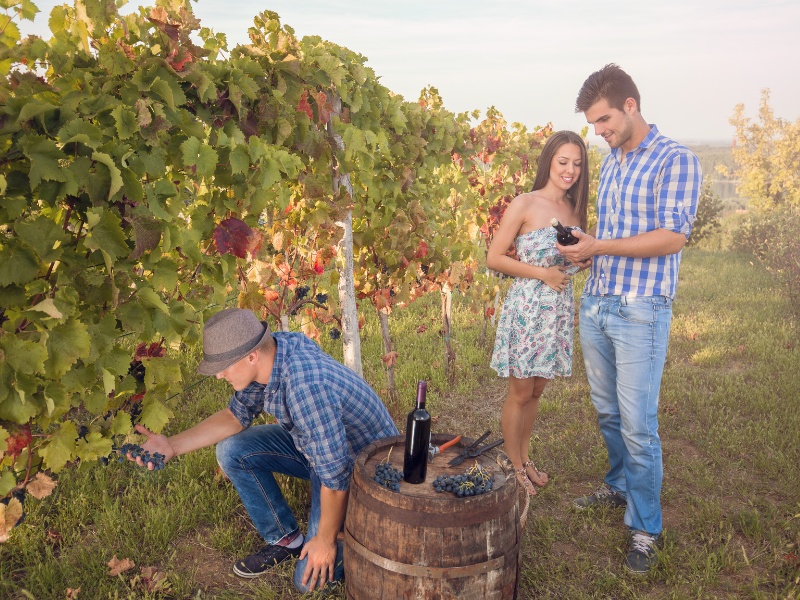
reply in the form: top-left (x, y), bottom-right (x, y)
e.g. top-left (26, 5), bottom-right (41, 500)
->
top-left (576, 63), bottom-right (641, 113)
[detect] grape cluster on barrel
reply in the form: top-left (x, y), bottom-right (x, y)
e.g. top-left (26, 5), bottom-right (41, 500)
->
top-left (115, 443), bottom-right (166, 471)
top-left (432, 463), bottom-right (495, 497)
top-left (374, 462), bottom-right (403, 491)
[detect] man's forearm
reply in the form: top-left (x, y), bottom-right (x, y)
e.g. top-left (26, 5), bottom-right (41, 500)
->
top-left (169, 408), bottom-right (244, 456)
top-left (316, 486), bottom-right (349, 543)
top-left (560, 228), bottom-right (686, 264)
top-left (594, 228), bottom-right (687, 258)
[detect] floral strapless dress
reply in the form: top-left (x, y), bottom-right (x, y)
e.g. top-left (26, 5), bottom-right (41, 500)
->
top-left (490, 227), bottom-right (576, 379)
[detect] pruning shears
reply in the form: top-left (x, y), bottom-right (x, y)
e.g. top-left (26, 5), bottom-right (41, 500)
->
top-left (448, 430), bottom-right (504, 466)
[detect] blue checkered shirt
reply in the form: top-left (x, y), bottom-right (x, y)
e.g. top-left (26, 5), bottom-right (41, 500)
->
top-left (584, 125), bottom-right (702, 299)
top-left (228, 332), bottom-right (398, 491)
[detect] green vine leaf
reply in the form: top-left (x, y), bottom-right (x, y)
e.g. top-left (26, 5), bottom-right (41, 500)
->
top-left (43, 318), bottom-right (91, 379)
top-left (0, 244), bottom-right (39, 286)
top-left (138, 396), bottom-right (174, 434)
top-left (90, 151), bottom-right (124, 200)
top-left (15, 216), bottom-right (68, 263)
top-left (75, 431), bottom-right (112, 462)
top-left (180, 136), bottom-right (218, 178)
top-left (84, 208), bottom-right (130, 261)
top-left (38, 421), bottom-right (78, 473)
top-left (110, 105), bottom-right (140, 140)
top-left (22, 136), bottom-right (68, 190)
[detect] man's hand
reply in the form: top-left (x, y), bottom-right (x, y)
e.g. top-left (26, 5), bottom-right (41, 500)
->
top-left (300, 535), bottom-right (338, 592)
top-left (127, 424), bottom-right (176, 470)
top-left (557, 229), bottom-right (597, 265)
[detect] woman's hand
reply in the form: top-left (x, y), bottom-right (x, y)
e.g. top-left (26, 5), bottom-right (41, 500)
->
top-left (543, 265), bottom-right (571, 292)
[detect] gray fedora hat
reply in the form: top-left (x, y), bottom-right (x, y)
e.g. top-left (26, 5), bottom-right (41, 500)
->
top-left (197, 308), bottom-right (272, 376)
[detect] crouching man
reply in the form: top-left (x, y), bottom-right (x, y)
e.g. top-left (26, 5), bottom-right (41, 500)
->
top-left (130, 308), bottom-right (399, 592)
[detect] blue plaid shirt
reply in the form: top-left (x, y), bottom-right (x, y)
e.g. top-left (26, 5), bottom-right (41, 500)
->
top-left (584, 125), bottom-right (702, 299)
top-left (228, 332), bottom-right (398, 491)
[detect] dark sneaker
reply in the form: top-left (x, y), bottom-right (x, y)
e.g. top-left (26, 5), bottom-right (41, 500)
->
top-left (233, 543), bottom-right (303, 578)
top-left (624, 530), bottom-right (659, 574)
top-left (572, 483), bottom-right (627, 510)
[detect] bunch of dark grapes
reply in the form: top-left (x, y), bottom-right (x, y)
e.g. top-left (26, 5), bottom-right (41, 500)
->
top-left (315, 293), bottom-right (328, 304)
top-left (432, 463), bottom-right (495, 497)
top-left (374, 462), bottom-right (403, 492)
top-left (296, 285), bottom-right (310, 299)
top-left (329, 328), bottom-right (341, 340)
top-left (128, 360), bottom-right (146, 383)
top-left (129, 403), bottom-right (143, 425)
top-left (115, 443), bottom-right (166, 471)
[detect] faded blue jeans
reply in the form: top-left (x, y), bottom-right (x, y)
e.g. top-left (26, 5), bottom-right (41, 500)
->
top-left (579, 294), bottom-right (673, 536)
top-left (216, 424), bottom-right (345, 592)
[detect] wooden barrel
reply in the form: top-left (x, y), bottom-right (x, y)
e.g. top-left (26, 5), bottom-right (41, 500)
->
top-left (344, 434), bottom-right (522, 600)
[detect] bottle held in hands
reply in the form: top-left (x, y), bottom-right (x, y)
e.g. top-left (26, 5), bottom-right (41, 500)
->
top-left (551, 218), bottom-right (579, 246)
top-left (403, 380), bottom-right (431, 484)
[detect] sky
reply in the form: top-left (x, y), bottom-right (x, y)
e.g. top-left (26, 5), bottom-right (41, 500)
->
top-left (18, 0), bottom-right (800, 146)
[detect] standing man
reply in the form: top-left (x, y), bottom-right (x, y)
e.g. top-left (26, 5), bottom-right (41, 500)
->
top-left (557, 64), bottom-right (702, 574)
top-left (130, 308), bottom-right (398, 592)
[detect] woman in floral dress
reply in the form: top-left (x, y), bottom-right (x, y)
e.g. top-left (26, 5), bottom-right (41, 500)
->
top-left (488, 131), bottom-right (590, 496)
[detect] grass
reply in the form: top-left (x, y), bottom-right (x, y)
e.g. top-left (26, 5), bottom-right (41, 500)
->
top-left (1, 248), bottom-right (799, 599)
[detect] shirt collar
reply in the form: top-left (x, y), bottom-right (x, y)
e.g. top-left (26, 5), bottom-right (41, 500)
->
top-left (611, 124), bottom-right (660, 160)
top-left (264, 333), bottom-right (286, 397)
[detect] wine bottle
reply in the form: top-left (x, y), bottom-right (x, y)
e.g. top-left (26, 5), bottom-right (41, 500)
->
top-left (403, 380), bottom-right (431, 484)
top-left (551, 218), bottom-right (579, 246)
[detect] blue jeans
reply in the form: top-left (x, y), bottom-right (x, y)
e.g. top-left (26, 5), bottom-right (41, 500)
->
top-left (216, 424), bottom-right (345, 592)
top-left (579, 294), bottom-right (673, 536)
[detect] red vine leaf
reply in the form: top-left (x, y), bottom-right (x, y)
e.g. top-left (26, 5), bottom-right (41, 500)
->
top-left (135, 342), bottom-right (164, 359)
top-left (381, 351), bottom-right (398, 368)
top-left (246, 229), bottom-right (264, 258)
top-left (213, 218), bottom-right (254, 259)
top-left (5, 425), bottom-right (32, 460)
top-left (297, 91), bottom-right (313, 120)
top-left (315, 91), bottom-right (332, 125)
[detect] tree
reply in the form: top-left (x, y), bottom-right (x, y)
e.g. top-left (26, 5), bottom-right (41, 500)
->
top-left (727, 90), bottom-right (800, 311)
top-left (726, 89), bottom-right (800, 210)
top-left (687, 180), bottom-right (722, 246)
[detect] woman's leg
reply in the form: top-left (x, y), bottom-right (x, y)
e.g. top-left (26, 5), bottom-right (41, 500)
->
top-left (501, 375), bottom-right (538, 495)
top-left (520, 376), bottom-right (549, 486)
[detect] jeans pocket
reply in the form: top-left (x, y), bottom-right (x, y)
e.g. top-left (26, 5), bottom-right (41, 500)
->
top-left (617, 300), bottom-right (655, 325)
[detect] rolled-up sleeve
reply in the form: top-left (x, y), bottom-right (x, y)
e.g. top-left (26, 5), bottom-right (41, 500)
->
top-left (658, 151), bottom-right (702, 238)
top-left (227, 388), bottom-right (264, 429)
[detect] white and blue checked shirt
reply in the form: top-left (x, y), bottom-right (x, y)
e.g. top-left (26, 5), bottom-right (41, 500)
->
top-left (228, 332), bottom-right (398, 491)
top-left (584, 125), bottom-right (702, 299)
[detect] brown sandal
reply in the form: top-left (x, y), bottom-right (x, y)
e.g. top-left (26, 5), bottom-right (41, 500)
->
top-left (516, 467), bottom-right (537, 496)
top-left (523, 460), bottom-right (548, 487)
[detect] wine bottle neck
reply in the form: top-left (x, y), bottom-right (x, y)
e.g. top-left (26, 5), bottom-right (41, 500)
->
top-left (415, 381), bottom-right (427, 409)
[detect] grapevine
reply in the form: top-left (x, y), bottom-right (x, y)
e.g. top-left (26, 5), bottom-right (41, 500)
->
top-left (0, 0), bottom-right (592, 514)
